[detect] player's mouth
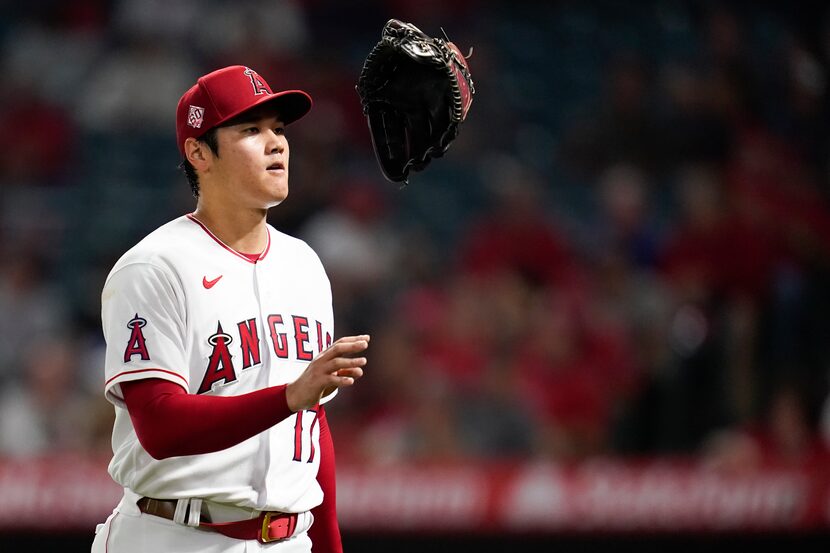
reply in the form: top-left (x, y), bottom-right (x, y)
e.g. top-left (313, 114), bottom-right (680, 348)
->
top-left (266, 161), bottom-right (286, 173)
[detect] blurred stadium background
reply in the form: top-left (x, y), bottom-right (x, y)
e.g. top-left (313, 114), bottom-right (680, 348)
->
top-left (1, 0), bottom-right (829, 551)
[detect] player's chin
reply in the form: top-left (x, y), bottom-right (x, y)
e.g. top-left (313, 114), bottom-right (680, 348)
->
top-left (262, 183), bottom-right (289, 205)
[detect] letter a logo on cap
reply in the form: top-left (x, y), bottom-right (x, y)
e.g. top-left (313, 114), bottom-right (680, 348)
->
top-left (188, 105), bottom-right (205, 129)
top-left (244, 67), bottom-right (270, 96)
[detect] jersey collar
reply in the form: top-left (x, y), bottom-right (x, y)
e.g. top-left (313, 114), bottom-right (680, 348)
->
top-left (186, 213), bottom-right (271, 264)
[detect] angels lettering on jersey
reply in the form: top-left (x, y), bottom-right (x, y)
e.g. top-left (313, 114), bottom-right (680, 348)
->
top-left (123, 312), bottom-right (332, 394)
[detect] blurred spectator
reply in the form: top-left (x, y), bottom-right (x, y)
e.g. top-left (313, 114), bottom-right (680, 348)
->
top-left (589, 163), bottom-right (662, 269)
top-left (75, 39), bottom-right (197, 133)
top-left (0, 338), bottom-right (92, 456)
top-left (655, 163), bottom-right (778, 446)
top-left (414, 275), bottom-right (494, 392)
top-left (299, 177), bottom-right (401, 335)
top-left (457, 355), bottom-right (535, 457)
top-left (656, 61), bottom-right (732, 167)
top-left (1, 13), bottom-right (104, 109)
top-left (725, 128), bottom-right (830, 399)
top-left (110, 0), bottom-right (200, 44)
top-left (704, 379), bottom-right (829, 472)
top-left (300, 179), bottom-right (400, 287)
top-left (513, 291), bottom-right (636, 460)
top-left (193, 0), bottom-right (309, 59)
top-left (0, 253), bottom-right (70, 382)
top-left (701, 6), bottom-right (762, 130)
top-left (338, 322), bottom-right (464, 464)
top-left (559, 54), bottom-right (661, 179)
top-left (458, 155), bottom-right (577, 289)
top-left (661, 163), bottom-right (777, 302)
top-left (726, 128), bottom-right (830, 263)
top-left (0, 85), bottom-right (77, 185)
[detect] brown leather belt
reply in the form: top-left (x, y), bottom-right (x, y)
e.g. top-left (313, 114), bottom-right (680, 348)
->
top-left (137, 497), bottom-right (298, 543)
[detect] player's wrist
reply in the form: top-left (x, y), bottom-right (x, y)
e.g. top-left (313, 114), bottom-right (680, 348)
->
top-left (285, 382), bottom-right (303, 412)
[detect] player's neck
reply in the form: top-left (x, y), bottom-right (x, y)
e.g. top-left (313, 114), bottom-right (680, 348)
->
top-left (191, 203), bottom-right (269, 255)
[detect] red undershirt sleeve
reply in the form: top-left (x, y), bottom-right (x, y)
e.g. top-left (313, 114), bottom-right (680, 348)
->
top-left (120, 378), bottom-right (294, 459)
top-left (308, 405), bottom-right (343, 553)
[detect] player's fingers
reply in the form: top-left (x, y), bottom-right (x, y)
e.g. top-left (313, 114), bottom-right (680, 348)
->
top-left (332, 334), bottom-right (371, 345)
top-left (328, 374), bottom-right (357, 388)
top-left (325, 357), bottom-right (367, 373)
top-left (335, 367), bottom-right (364, 379)
top-left (318, 339), bottom-right (369, 360)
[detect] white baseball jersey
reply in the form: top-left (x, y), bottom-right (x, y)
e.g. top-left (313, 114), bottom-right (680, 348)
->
top-left (101, 214), bottom-right (334, 514)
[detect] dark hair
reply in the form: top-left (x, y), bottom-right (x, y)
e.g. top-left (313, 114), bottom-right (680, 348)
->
top-left (179, 127), bottom-right (220, 198)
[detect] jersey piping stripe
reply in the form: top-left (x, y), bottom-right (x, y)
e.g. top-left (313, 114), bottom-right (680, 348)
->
top-left (106, 367), bottom-right (189, 390)
top-left (186, 213), bottom-right (271, 264)
top-left (104, 511), bottom-right (118, 553)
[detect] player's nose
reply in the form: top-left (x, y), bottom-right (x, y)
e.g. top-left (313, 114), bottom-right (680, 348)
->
top-left (265, 130), bottom-right (285, 154)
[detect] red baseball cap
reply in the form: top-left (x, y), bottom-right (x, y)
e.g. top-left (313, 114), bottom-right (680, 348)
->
top-left (176, 65), bottom-right (312, 156)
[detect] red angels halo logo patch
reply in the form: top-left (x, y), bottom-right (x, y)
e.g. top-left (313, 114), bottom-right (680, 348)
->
top-left (124, 313), bottom-right (150, 362)
top-left (188, 105), bottom-right (205, 128)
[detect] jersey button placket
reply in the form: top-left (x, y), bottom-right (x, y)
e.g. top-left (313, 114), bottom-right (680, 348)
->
top-left (251, 260), bottom-right (273, 387)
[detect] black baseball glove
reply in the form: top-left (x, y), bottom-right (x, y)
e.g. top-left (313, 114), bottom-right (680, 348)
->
top-left (356, 19), bottom-right (475, 184)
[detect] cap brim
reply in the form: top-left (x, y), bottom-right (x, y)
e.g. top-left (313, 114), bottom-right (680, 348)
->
top-left (216, 90), bottom-right (313, 128)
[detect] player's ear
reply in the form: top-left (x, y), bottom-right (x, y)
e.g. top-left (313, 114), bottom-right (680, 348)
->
top-left (184, 137), bottom-right (212, 170)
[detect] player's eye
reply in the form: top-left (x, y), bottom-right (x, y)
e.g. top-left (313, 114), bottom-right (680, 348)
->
top-left (244, 126), bottom-right (259, 134)
top-left (273, 127), bottom-right (285, 135)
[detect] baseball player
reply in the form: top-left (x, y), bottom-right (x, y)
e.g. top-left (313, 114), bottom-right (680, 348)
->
top-left (91, 65), bottom-right (368, 553)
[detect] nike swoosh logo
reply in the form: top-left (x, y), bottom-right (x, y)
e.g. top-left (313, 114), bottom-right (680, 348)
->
top-left (203, 275), bottom-right (223, 289)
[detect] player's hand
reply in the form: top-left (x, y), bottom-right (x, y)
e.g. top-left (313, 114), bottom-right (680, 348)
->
top-left (285, 335), bottom-right (369, 412)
